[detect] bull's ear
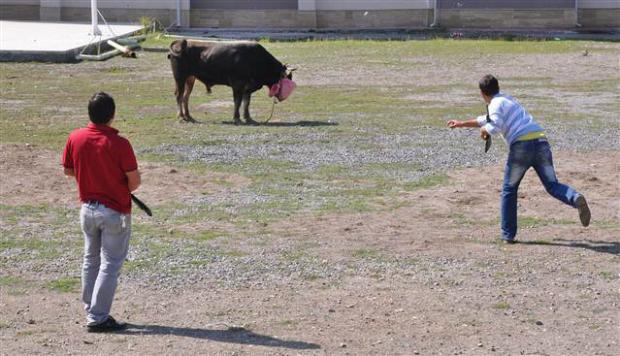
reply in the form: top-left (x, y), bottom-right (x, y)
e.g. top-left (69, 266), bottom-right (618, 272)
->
top-left (167, 53), bottom-right (171, 59)
top-left (170, 39), bottom-right (188, 55)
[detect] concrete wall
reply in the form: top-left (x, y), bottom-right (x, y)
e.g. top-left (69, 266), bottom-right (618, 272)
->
top-left (0, 5), bottom-right (39, 20)
top-left (0, 0), bottom-right (190, 26)
top-left (315, 9), bottom-right (431, 28)
top-left (315, 0), bottom-right (431, 10)
top-left (579, 8), bottom-right (620, 27)
top-left (439, 9), bottom-right (577, 28)
top-left (59, 7), bottom-right (177, 26)
top-left (190, 9), bottom-right (317, 28)
top-left (0, 0), bottom-right (618, 29)
top-left (190, 0), bottom-right (297, 9)
top-left (578, 0), bottom-right (620, 27)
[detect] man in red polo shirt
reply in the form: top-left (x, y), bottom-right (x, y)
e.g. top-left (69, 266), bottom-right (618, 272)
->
top-left (62, 92), bottom-right (141, 332)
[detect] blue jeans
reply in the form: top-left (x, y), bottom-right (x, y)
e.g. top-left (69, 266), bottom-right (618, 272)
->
top-left (501, 139), bottom-right (580, 241)
top-left (80, 201), bottom-right (131, 325)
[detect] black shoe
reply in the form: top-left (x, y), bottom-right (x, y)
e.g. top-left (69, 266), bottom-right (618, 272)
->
top-left (575, 195), bottom-right (591, 227)
top-left (87, 316), bottom-right (127, 333)
top-left (501, 238), bottom-right (516, 244)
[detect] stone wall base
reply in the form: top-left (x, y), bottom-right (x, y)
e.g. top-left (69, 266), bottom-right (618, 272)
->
top-left (190, 9), bottom-right (317, 28)
top-left (578, 8), bottom-right (620, 28)
top-left (439, 9), bottom-right (576, 29)
top-left (315, 10), bottom-right (431, 29)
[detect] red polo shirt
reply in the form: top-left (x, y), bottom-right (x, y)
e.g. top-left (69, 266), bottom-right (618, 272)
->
top-left (62, 123), bottom-right (137, 214)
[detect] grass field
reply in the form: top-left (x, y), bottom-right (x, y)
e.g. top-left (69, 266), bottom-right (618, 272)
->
top-left (1, 37), bottom-right (618, 355)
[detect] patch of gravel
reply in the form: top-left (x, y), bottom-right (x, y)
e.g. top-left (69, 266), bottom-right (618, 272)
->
top-left (123, 239), bottom-right (474, 292)
top-left (143, 124), bottom-right (619, 177)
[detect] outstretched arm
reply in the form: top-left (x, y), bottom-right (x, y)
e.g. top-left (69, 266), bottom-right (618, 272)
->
top-left (447, 119), bottom-right (481, 129)
top-left (448, 118), bottom-right (490, 140)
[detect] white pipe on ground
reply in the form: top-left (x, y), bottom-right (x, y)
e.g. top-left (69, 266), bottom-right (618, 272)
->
top-left (107, 40), bottom-right (136, 58)
top-left (76, 41), bottom-right (139, 61)
top-left (91, 0), bottom-right (101, 36)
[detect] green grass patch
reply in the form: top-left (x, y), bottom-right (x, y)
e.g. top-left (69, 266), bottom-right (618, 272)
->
top-left (352, 248), bottom-right (380, 259)
top-left (45, 277), bottom-right (80, 293)
top-left (493, 301), bottom-right (511, 310)
top-left (519, 216), bottom-right (575, 228)
top-left (598, 271), bottom-right (617, 281)
top-left (403, 174), bottom-right (449, 191)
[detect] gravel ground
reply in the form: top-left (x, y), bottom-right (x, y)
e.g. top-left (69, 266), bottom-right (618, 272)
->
top-left (1, 39), bottom-right (618, 355)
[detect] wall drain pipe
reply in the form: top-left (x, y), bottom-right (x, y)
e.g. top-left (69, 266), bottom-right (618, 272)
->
top-left (575, 0), bottom-right (582, 27)
top-left (430, 0), bottom-right (439, 27)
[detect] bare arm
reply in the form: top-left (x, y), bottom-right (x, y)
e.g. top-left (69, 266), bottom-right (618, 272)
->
top-left (448, 119), bottom-right (489, 140)
top-left (64, 168), bottom-right (75, 177)
top-left (126, 169), bottom-right (141, 192)
top-left (447, 119), bottom-right (481, 128)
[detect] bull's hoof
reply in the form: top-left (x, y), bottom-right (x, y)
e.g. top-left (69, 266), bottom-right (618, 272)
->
top-left (245, 118), bottom-right (259, 126)
top-left (233, 118), bottom-right (243, 126)
top-left (179, 116), bottom-right (197, 123)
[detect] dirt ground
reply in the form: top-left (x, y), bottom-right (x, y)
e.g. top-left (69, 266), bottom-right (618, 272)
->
top-left (1, 143), bottom-right (618, 355)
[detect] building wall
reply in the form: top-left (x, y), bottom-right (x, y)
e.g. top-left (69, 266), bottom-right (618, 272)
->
top-left (0, 5), bottom-right (39, 20)
top-left (315, 9), bottom-right (431, 28)
top-left (190, 9), bottom-right (316, 28)
top-left (438, 0), bottom-right (576, 9)
top-left (0, 0), bottom-right (618, 29)
top-left (190, 0), bottom-right (297, 10)
top-left (315, 0), bottom-right (431, 11)
top-left (59, 7), bottom-right (176, 26)
top-left (439, 9), bottom-right (577, 28)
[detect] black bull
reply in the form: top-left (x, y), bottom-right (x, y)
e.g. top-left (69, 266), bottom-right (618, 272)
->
top-left (168, 39), bottom-right (293, 124)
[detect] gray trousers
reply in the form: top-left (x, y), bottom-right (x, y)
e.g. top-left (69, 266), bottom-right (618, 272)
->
top-left (80, 201), bottom-right (131, 325)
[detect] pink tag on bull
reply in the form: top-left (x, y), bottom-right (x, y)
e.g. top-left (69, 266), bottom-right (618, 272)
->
top-left (268, 78), bottom-right (296, 102)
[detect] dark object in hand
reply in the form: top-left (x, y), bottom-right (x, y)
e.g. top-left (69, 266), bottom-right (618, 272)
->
top-left (131, 194), bottom-right (152, 216)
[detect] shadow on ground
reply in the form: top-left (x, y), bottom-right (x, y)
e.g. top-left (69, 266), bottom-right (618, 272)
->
top-left (518, 239), bottom-right (619, 256)
top-left (121, 324), bottom-right (321, 350)
top-left (221, 120), bottom-right (338, 127)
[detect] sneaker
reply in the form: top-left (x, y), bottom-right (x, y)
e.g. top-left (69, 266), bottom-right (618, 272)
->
top-left (501, 238), bottom-right (516, 244)
top-left (575, 195), bottom-right (591, 227)
top-left (87, 316), bottom-right (127, 333)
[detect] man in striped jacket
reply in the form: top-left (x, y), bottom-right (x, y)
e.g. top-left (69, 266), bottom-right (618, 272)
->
top-left (447, 74), bottom-right (590, 243)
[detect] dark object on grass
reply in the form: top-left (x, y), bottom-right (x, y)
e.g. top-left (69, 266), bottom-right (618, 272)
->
top-left (131, 194), bottom-right (152, 216)
top-left (484, 105), bottom-right (492, 153)
top-left (87, 316), bottom-right (127, 333)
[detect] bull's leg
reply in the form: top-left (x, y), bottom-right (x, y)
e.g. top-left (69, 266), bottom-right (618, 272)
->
top-left (242, 92), bottom-right (258, 125)
top-left (232, 88), bottom-right (243, 125)
top-left (182, 76), bottom-right (196, 122)
top-left (174, 79), bottom-right (185, 120)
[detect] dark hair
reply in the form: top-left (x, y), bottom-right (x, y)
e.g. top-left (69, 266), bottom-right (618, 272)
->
top-left (88, 92), bottom-right (115, 124)
top-left (479, 75), bottom-right (500, 97)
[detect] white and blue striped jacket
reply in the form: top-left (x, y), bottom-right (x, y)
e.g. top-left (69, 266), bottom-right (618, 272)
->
top-left (476, 93), bottom-right (544, 146)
